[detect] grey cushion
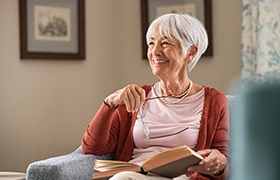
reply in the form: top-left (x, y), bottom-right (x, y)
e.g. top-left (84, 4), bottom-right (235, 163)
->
top-left (26, 146), bottom-right (114, 180)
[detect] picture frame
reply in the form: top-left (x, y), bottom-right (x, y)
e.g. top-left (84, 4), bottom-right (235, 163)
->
top-left (19, 0), bottom-right (85, 59)
top-left (141, 0), bottom-right (212, 59)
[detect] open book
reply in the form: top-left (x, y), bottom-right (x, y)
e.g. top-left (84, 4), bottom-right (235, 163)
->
top-left (92, 145), bottom-right (204, 180)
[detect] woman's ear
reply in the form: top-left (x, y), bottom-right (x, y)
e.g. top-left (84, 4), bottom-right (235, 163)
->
top-left (188, 45), bottom-right (198, 59)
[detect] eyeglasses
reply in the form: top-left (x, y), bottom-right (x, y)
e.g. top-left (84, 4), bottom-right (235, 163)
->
top-left (139, 96), bottom-right (189, 139)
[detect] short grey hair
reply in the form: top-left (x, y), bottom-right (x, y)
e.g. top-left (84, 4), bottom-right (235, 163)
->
top-left (146, 13), bottom-right (208, 72)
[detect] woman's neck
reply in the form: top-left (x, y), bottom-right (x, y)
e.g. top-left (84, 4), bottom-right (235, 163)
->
top-left (160, 78), bottom-right (191, 97)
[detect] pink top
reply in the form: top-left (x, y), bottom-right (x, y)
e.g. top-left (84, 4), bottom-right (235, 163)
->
top-left (130, 82), bottom-right (205, 165)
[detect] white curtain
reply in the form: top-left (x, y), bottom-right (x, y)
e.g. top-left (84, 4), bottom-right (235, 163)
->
top-left (241, 0), bottom-right (280, 84)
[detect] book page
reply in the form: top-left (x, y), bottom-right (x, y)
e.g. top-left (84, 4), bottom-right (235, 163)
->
top-left (94, 160), bottom-right (139, 172)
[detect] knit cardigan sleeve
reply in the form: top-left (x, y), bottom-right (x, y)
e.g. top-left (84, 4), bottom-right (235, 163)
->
top-left (81, 102), bottom-right (121, 155)
top-left (190, 87), bottom-right (230, 180)
top-left (81, 84), bottom-right (153, 160)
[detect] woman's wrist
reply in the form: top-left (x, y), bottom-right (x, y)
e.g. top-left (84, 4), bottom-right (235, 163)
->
top-left (103, 98), bottom-right (118, 109)
top-left (213, 167), bottom-right (225, 176)
top-left (213, 155), bottom-right (227, 176)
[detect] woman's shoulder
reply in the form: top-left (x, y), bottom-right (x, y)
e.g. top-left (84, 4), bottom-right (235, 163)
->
top-left (204, 86), bottom-right (225, 96)
top-left (204, 86), bottom-right (227, 103)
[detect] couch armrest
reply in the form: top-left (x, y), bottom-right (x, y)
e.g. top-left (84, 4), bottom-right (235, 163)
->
top-left (26, 146), bottom-right (115, 180)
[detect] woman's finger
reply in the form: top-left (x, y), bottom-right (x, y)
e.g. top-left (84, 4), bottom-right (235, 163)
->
top-left (121, 84), bottom-right (145, 112)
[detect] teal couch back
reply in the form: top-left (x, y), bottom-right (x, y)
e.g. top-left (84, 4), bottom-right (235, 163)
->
top-left (229, 83), bottom-right (280, 180)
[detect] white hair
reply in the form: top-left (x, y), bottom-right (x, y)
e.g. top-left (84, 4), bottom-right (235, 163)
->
top-left (146, 13), bottom-right (208, 72)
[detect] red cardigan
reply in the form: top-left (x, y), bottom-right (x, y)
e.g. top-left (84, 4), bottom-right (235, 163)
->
top-left (82, 85), bottom-right (230, 180)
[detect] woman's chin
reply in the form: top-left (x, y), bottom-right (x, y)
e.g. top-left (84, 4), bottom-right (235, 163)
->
top-left (151, 69), bottom-right (165, 78)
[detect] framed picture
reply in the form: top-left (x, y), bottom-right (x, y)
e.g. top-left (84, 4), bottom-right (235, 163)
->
top-left (19, 0), bottom-right (85, 59)
top-left (141, 0), bottom-right (212, 59)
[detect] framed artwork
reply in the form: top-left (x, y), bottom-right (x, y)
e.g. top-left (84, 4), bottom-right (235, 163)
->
top-left (141, 0), bottom-right (212, 59)
top-left (19, 0), bottom-right (85, 59)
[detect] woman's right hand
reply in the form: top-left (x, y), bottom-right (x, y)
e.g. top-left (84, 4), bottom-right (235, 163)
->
top-left (104, 84), bottom-right (146, 112)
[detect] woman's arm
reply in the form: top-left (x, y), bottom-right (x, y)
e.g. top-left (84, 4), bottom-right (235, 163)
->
top-left (82, 84), bottom-right (148, 156)
top-left (188, 91), bottom-right (230, 179)
top-left (82, 103), bottom-right (120, 155)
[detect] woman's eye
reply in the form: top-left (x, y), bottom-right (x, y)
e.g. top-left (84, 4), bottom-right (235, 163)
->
top-left (148, 41), bottom-right (154, 46)
top-left (162, 41), bottom-right (171, 45)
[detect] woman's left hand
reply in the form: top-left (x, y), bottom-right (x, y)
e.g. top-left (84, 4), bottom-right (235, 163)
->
top-left (187, 149), bottom-right (227, 175)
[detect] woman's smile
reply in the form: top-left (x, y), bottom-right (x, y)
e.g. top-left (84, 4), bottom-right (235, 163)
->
top-left (152, 59), bottom-right (169, 65)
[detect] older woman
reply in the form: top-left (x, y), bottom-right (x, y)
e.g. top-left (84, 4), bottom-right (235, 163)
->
top-left (82, 13), bottom-right (229, 180)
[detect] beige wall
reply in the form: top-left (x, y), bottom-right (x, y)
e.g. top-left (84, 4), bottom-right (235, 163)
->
top-left (0, 0), bottom-right (241, 172)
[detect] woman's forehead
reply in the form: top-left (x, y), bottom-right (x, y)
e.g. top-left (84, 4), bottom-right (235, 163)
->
top-left (151, 26), bottom-right (175, 39)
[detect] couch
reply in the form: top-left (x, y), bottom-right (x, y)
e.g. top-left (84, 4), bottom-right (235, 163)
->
top-left (26, 95), bottom-right (239, 180)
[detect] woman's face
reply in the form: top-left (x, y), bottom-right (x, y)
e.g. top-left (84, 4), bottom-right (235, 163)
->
top-left (147, 30), bottom-right (189, 80)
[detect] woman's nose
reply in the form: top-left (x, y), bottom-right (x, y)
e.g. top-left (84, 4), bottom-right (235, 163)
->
top-left (150, 43), bottom-right (163, 55)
